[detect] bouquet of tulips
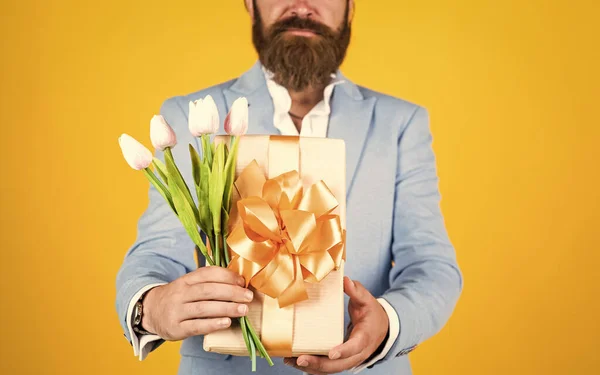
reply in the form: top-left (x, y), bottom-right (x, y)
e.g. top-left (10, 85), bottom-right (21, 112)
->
top-left (118, 95), bottom-right (273, 371)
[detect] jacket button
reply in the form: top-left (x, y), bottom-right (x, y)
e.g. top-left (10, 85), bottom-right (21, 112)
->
top-left (396, 345), bottom-right (417, 357)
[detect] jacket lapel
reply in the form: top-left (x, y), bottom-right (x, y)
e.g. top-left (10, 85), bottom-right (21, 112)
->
top-left (327, 76), bottom-right (377, 196)
top-left (222, 62), bottom-right (277, 136)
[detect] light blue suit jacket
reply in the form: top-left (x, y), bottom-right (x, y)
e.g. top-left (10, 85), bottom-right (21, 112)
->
top-left (116, 62), bottom-right (463, 374)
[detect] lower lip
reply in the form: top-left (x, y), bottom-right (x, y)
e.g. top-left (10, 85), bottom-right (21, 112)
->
top-left (285, 29), bottom-right (318, 37)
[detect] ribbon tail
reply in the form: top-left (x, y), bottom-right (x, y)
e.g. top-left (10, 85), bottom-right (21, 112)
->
top-left (278, 255), bottom-right (309, 308)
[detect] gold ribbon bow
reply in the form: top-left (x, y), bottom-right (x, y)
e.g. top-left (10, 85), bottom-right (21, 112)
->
top-left (227, 160), bottom-right (346, 309)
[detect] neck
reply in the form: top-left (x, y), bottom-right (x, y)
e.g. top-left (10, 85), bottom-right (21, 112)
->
top-left (287, 84), bottom-right (326, 119)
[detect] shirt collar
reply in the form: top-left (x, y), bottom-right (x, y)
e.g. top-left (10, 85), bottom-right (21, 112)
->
top-left (261, 66), bottom-right (345, 115)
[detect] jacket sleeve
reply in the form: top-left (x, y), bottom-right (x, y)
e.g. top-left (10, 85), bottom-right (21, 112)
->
top-left (374, 106), bottom-right (463, 366)
top-left (115, 97), bottom-right (201, 355)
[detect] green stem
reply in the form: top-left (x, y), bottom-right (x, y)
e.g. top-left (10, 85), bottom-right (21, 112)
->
top-left (239, 317), bottom-right (252, 357)
top-left (207, 231), bottom-right (216, 265)
top-left (142, 168), bottom-right (176, 214)
top-left (196, 241), bottom-right (214, 266)
top-left (214, 231), bottom-right (221, 268)
top-left (164, 148), bottom-right (193, 202)
top-left (249, 331), bottom-right (257, 372)
top-left (152, 158), bottom-right (169, 185)
top-left (194, 245), bottom-right (214, 267)
top-left (223, 233), bottom-right (230, 266)
top-left (164, 147), bottom-right (200, 225)
top-left (246, 319), bottom-right (273, 366)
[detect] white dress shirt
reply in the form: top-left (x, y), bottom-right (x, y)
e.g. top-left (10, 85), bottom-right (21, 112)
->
top-left (127, 69), bottom-right (400, 372)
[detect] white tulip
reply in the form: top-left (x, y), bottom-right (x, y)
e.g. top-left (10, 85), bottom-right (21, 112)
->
top-left (189, 95), bottom-right (220, 136)
top-left (150, 115), bottom-right (177, 151)
top-left (118, 134), bottom-right (153, 170)
top-left (224, 97), bottom-right (248, 136)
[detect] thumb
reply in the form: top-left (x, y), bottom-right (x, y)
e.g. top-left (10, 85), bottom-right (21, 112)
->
top-left (343, 276), bottom-right (371, 306)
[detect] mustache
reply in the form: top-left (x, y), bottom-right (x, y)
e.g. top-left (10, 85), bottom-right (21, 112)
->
top-left (271, 16), bottom-right (336, 37)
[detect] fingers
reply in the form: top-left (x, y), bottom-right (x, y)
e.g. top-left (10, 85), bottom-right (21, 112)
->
top-left (295, 326), bottom-right (368, 373)
top-left (185, 282), bottom-right (254, 303)
top-left (284, 358), bottom-right (326, 375)
top-left (181, 301), bottom-right (249, 320)
top-left (180, 317), bottom-right (232, 336)
top-left (328, 326), bottom-right (367, 360)
top-left (183, 266), bottom-right (245, 287)
top-left (286, 354), bottom-right (364, 375)
top-left (343, 276), bottom-right (372, 307)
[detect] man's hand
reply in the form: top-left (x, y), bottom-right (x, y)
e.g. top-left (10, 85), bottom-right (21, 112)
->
top-left (141, 266), bottom-right (254, 341)
top-left (284, 276), bottom-right (389, 374)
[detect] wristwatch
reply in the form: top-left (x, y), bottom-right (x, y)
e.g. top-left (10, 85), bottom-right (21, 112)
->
top-left (132, 290), bottom-right (153, 335)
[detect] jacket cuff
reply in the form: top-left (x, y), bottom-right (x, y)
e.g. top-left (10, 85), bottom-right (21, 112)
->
top-left (379, 293), bottom-right (420, 363)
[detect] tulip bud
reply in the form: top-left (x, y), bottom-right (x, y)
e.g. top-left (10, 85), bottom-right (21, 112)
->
top-left (189, 95), bottom-right (220, 136)
top-left (150, 115), bottom-right (177, 151)
top-left (224, 97), bottom-right (249, 136)
top-left (118, 134), bottom-right (153, 170)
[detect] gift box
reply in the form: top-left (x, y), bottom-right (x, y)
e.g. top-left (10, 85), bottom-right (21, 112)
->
top-left (203, 135), bottom-right (346, 357)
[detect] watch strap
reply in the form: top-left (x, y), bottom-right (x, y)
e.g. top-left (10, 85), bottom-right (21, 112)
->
top-left (132, 290), bottom-right (153, 335)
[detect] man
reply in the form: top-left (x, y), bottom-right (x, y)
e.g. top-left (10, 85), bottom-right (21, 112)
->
top-left (115, 1), bottom-right (463, 374)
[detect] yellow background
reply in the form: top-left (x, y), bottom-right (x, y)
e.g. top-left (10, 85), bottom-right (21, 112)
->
top-left (1, 0), bottom-right (599, 374)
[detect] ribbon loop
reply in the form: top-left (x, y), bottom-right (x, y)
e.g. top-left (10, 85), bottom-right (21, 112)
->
top-left (280, 210), bottom-right (316, 254)
top-left (237, 197), bottom-right (281, 243)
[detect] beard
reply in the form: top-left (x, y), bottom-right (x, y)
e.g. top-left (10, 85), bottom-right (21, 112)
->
top-left (252, 1), bottom-right (351, 91)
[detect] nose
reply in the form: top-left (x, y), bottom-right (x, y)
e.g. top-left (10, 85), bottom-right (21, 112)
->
top-left (292, 7), bottom-right (313, 18)
top-left (289, 1), bottom-right (314, 18)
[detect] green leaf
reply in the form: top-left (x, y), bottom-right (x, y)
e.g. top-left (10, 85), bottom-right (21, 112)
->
top-left (209, 143), bottom-right (225, 234)
top-left (189, 145), bottom-right (202, 217)
top-left (223, 136), bottom-right (239, 213)
top-left (152, 158), bottom-right (169, 186)
top-left (164, 147), bottom-right (200, 226)
top-left (189, 144), bottom-right (202, 188)
top-left (169, 175), bottom-right (214, 266)
top-left (221, 208), bottom-right (230, 236)
top-left (198, 159), bottom-right (212, 234)
top-left (142, 168), bottom-right (176, 214)
top-left (201, 134), bottom-right (213, 170)
top-left (223, 139), bottom-right (229, 163)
